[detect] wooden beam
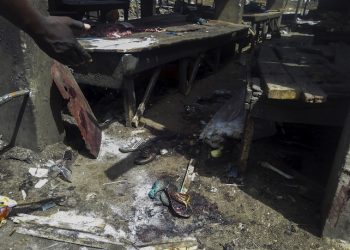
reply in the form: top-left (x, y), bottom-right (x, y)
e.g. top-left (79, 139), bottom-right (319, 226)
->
top-left (141, 0), bottom-right (156, 17)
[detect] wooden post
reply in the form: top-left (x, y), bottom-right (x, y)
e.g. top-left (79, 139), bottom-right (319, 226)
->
top-left (141, 0), bottom-right (156, 17)
top-left (302, 0), bottom-right (310, 16)
top-left (214, 0), bottom-right (243, 24)
top-left (238, 114), bottom-right (255, 175)
top-left (323, 107), bottom-right (350, 242)
top-left (294, 0), bottom-right (302, 23)
top-left (123, 77), bottom-right (136, 127)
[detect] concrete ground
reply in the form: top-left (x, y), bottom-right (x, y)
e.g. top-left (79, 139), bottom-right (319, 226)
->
top-left (0, 61), bottom-right (346, 250)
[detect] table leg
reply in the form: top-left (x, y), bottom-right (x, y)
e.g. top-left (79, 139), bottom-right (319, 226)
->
top-left (214, 48), bottom-right (221, 71)
top-left (262, 21), bottom-right (268, 41)
top-left (255, 22), bottom-right (261, 45)
top-left (179, 58), bottom-right (190, 95)
top-left (131, 67), bottom-right (161, 127)
top-left (273, 18), bottom-right (281, 38)
top-left (124, 8), bottom-right (129, 21)
top-left (238, 114), bottom-right (255, 175)
top-left (178, 54), bottom-right (204, 95)
top-left (123, 77), bottom-right (136, 127)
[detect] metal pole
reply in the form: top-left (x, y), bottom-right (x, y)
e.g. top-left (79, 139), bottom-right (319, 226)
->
top-left (0, 89), bottom-right (30, 107)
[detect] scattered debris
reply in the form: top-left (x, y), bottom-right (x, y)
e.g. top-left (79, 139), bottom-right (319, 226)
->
top-left (40, 201), bottom-right (57, 211)
top-left (48, 151), bottom-right (74, 183)
top-left (135, 145), bottom-right (157, 165)
top-left (34, 179), bottom-right (49, 189)
top-left (12, 211), bottom-right (129, 248)
top-left (165, 189), bottom-right (192, 218)
top-left (2, 147), bottom-right (37, 164)
top-left (148, 179), bottom-right (168, 200)
top-left (0, 134), bottom-right (7, 151)
top-left (102, 180), bottom-right (127, 186)
top-left (21, 190), bottom-right (27, 201)
top-left (260, 162), bottom-right (294, 180)
top-left (119, 137), bottom-right (147, 153)
top-left (180, 159), bottom-right (196, 194)
top-left (131, 129), bottom-right (146, 136)
top-left (296, 18), bottom-right (321, 26)
top-left (200, 88), bottom-right (246, 148)
top-left (149, 159), bottom-right (195, 218)
top-left (210, 187), bottom-right (218, 193)
top-left (0, 89), bottom-right (30, 106)
top-left (0, 196), bottom-right (17, 225)
top-left (86, 193), bottom-right (97, 201)
top-left (137, 237), bottom-right (198, 249)
top-left (19, 177), bottom-right (34, 198)
top-left (160, 149), bottom-right (169, 155)
top-left (29, 167), bottom-right (49, 178)
top-left (210, 148), bottom-right (223, 158)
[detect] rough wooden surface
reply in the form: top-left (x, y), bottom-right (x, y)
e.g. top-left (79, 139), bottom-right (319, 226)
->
top-left (78, 14), bottom-right (248, 53)
top-left (258, 45), bottom-right (328, 103)
top-left (259, 46), bottom-right (301, 100)
top-left (243, 11), bottom-right (282, 22)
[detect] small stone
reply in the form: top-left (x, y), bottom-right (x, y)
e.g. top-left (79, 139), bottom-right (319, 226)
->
top-left (66, 197), bottom-right (77, 207)
top-left (160, 149), bottom-right (168, 155)
top-left (291, 224), bottom-right (298, 233)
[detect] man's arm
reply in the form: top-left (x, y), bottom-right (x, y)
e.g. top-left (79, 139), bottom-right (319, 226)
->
top-left (0, 0), bottom-right (91, 65)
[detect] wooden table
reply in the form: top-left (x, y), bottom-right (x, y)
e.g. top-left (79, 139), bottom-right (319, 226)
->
top-left (74, 14), bottom-right (248, 126)
top-left (238, 41), bottom-right (350, 174)
top-left (243, 11), bottom-right (282, 44)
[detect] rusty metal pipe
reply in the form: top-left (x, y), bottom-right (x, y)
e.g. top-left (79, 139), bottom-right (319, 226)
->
top-left (0, 89), bottom-right (30, 107)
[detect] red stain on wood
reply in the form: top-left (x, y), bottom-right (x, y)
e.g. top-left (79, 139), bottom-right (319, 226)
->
top-left (52, 61), bottom-right (101, 158)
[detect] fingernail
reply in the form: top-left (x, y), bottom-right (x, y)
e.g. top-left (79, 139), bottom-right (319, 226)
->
top-left (84, 23), bottom-right (91, 30)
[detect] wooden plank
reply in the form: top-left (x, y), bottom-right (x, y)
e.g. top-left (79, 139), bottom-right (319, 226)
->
top-left (259, 45), bottom-right (327, 102)
top-left (79, 14), bottom-right (248, 53)
top-left (258, 46), bottom-right (301, 100)
top-left (12, 212), bottom-right (106, 234)
top-left (262, 73), bottom-right (300, 100)
top-left (243, 11), bottom-right (282, 22)
top-left (259, 61), bottom-right (285, 75)
top-left (275, 47), bottom-right (328, 103)
top-left (259, 45), bottom-right (280, 62)
top-left (283, 64), bottom-right (327, 103)
top-left (275, 47), bottom-right (331, 65)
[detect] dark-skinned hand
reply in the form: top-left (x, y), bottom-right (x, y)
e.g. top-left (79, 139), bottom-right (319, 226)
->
top-left (30, 16), bottom-right (92, 66)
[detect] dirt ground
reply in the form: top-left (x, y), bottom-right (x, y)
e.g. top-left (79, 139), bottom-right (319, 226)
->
top-left (0, 55), bottom-right (347, 250)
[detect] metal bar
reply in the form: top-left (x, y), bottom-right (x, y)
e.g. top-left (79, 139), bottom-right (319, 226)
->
top-left (131, 67), bottom-right (161, 127)
top-left (0, 89), bottom-right (30, 106)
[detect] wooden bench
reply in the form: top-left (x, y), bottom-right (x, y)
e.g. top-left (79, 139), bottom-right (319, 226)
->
top-left (258, 45), bottom-right (327, 103)
top-left (238, 42), bottom-right (350, 175)
top-left (243, 11), bottom-right (282, 45)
